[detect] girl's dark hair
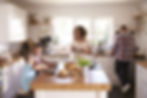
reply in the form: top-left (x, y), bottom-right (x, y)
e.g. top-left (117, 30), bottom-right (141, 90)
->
top-left (75, 26), bottom-right (87, 38)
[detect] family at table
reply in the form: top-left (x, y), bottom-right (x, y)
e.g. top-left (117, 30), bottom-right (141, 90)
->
top-left (18, 26), bottom-right (92, 95)
top-left (18, 25), bottom-right (136, 97)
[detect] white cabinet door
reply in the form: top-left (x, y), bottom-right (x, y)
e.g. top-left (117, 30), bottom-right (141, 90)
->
top-left (136, 65), bottom-right (147, 98)
top-left (0, 3), bottom-right (27, 43)
top-left (0, 4), bottom-right (9, 42)
top-left (8, 6), bottom-right (27, 42)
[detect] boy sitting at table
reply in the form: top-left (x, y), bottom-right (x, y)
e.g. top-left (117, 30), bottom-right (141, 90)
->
top-left (30, 44), bottom-right (48, 72)
top-left (20, 54), bottom-right (36, 95)
top-left (17, 44), bottom-right (48, 97)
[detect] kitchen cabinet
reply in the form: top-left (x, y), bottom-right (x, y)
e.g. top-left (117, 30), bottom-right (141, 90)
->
top-left (136, 61), bottom-right (147, 98)
top-left (0, 3), bottom-right (27, 43)
top-left (0, 67), bottom-right (2, 98)
top-left (1, 58), bottom-right (25, 98)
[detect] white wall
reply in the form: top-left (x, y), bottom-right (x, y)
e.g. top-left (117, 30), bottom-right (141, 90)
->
top-left (142, 0), bottom-right (147, 11)
top-left (137, 0), bottom-right (147, 56)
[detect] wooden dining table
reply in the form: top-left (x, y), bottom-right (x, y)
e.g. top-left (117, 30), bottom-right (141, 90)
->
top-left (31, 62), bottom-right (111, 98)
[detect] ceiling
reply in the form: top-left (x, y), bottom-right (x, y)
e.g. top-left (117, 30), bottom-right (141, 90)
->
top-left (13, 0), bottom-right (140, 4)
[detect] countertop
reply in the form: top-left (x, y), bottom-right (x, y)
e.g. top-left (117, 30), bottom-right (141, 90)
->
top-left (31, 68), bottom-right (111, 91)
top-left (137, 61), bottom-right (147, 69)
top-left (0, 57), bottom-right (23, 68)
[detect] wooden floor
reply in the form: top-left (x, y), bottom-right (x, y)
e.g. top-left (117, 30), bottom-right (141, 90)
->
top-left (109, 86), bottom-right (134, 98)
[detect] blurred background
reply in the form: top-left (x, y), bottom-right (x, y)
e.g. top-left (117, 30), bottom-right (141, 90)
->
top-left (0, 0), bottom-right (147, 98)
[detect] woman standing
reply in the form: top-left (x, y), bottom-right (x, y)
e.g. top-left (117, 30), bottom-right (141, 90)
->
top-left (72, 26), bottom-right (92, 54)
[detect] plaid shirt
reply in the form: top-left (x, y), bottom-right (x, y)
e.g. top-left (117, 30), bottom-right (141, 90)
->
top-left (112, 33), bottom-right (136, 62)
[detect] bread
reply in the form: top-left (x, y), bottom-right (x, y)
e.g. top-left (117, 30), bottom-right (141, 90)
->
top-left (58, 69), bottom-right (69, 78)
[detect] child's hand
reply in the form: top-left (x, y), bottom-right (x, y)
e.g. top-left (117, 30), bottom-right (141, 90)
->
top-left (35, 64), bottom-right (48, 71)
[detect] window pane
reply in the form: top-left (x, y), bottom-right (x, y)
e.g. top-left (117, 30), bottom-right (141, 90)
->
top-left (52, 17), bottom-right (74, 46)
top-left (74, 18), bottom-right (92, 41)
top-left (94, 18), bottom-right (114, 48)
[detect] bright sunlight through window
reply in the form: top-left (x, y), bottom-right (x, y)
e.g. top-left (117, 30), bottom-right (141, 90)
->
top-left (51, 17), bottom-right (114, 49)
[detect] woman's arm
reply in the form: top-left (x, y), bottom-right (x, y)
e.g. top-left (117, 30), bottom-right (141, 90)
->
top-left (84, 45), bottom-right (92, 54)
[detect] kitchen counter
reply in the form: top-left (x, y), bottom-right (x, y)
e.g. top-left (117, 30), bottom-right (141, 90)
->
top-left (0, 57), bottom-right (25, 98)
top-left (0, 57), bottom-right (23, 68)
top-left (136, 60), bottom-right (147, 98)
top-left (137, 61), bottom-right (147, 69)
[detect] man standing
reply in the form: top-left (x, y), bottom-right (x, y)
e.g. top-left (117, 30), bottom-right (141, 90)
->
top-left (112, 25), bottom-right (136, 93)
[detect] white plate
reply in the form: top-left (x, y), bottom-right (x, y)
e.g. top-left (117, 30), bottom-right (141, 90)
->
top-left (52, 77), bottom-right (73, 84)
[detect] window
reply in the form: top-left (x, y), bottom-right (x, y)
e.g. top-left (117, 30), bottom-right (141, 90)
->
top-left (51, 17), bottom-right (114, 49)
top-left (94, 18), bottom-right (114, 49)
top-left (74, 18), bottom-right (92, 40)
top-left (9, 14), bottom-right (26, 42)
top-left (52, 17), bottom-right (74, 47)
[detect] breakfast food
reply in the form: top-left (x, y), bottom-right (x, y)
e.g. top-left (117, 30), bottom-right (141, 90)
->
top-left (66, 62), bottom-right (79, 71)
top-left (58, 69), bottom-right (69, 78)
top-left (77, 58), bottom-right (92, 68)
top-left (65, 62), bottom-right (82, 77)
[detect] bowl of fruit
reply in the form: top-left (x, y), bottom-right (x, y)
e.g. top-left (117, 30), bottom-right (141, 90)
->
top-left (77, 57), bottom-right (92, 68)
